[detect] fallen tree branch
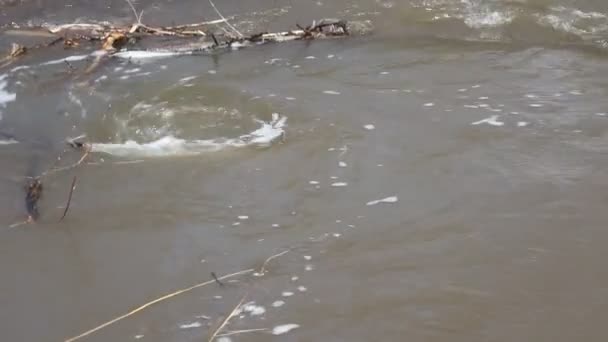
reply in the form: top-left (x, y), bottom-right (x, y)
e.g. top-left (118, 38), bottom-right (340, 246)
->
top-left (2, 15), bottom-right (354, 70)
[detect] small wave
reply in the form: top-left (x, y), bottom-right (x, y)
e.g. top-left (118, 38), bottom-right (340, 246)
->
top-left (460, 0), bottom-right (514, 29)
top-left (0, 74), bottom-right (16, 108)
top-left (464, 10), bottom-right (513, 29)
top-left (0, 74), bottom-right (17, 121)
top-left (113, 50), bottom-right (190, 59)
top-left (39, 53), bottom-right (100, 66)
top-left (536, 6), bottom-right (608, 39)
top-left (91, 114), bottom-right (286, 157)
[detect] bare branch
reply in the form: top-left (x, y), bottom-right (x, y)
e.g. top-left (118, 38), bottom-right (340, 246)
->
top-left (208, 0), bottom-right (243, 37)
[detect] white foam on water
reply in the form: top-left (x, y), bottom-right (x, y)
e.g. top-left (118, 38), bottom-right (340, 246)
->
top-left (472, 84), bottom-right (481, 88)
top-left (265, 58), bottom-right (283, 64)
top-left (331, 182), bottom-right (348, 187)
top-left (91, 114), bottom-right (286, 157)
top-left (380, 71), bottom-right (390, 75)
top-left (471, 115), bottom-right (504, 126)
top-left (529, 103), bottom-right (543, 107)
top-left (238, 215), bottom-right (249, 220)
top-left (0, 75), bottom-right (17, 112)
top-left (208, 70), bottom-right (217, 74)
top-left (10, 65), bottom-right (30, 72)
top-left (95, 75), bottom-right (108, 83)
top-left (364, 124), bottom-right (375, 130)
top-left (305, 264), bottom-right (314, 271)
top-left (517, 121), bottom-right (529, 127)
top-left (285, 97), bottom-right (296, 100)
top-left (282, 291), bottom-right (294, 297)
top-left (338, 161), bottom-right (347, 167)
top-left (464, 105), bottom-right (479, 109)
top-left (40, 54), bottom-right (91, 66)
top-left (424, 102), bottom-right (434, 107)
top-left (272, 300), bottom-right (285, 307)
top-left (305, 55), bottom-right (316, 59)
top-left (272, 324), bottom-right (300, 335)
top-left (217, 337), bottom-right (232, 342)
top-left (323, 90), bottom-right (340, 95)
top-left (297, 286), bottom-right (307, 292)
top-left (366, 196), bottom-right (399, 206)
top-left (0, 139), bottom-right (18, 145)
top-left (309, 181), bottom-right (320, 185)
top-left (135, 335), bottom-right (144, 339)
top-left (179, 76), bottom-right (196, 82)
top-left (114, 50), bottom-right (188, 59)
top-left (461, 0), bottom-right (514, 29)
top-left (124, 68), bottom-right (141, 74)
top-left (242, 302), bottom-right (266, 316)
top-left (458, 88), bottom-right (468, 92)
top-left (291, 276), bottom-right (299, 281)
top-left (179, 321), bottom-right (202, 329)
top-left (595, 113), bottom-right (607, 117)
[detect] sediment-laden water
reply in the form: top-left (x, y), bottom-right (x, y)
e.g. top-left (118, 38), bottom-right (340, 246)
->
top-left (1, 1), bottom-right (608, 341)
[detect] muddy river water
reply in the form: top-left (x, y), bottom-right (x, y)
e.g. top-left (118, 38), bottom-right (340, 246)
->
top-left (1, 0), bottom-right (608, 341)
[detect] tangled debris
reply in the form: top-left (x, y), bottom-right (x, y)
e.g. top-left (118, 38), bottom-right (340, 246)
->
top-left (1, 0), bottom-right (355, 70)
top-left (3, 1), bottom-right (364, 223)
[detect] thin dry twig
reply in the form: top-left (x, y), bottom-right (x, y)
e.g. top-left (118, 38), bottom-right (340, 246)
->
top-left (163, 18), bottom-right (228, 30)
top-left (207, 294), bottom-right (248, 342)
top-left (45, 145), bottom-right (91, 176)
top-left (63, 269), bottom-right (254, 342)
top-left (59, 176), bottom-right (78, 222)
top-left (259, 250), bottom-right (289, 274)
top-left (125, 0), bottom-right (144, 24)
top-left (208, 0), bottom-right (243, 37)
top-left (216, 328), bottom-right (268, 337)
top-left (210, 272), bottom-right (224, 287)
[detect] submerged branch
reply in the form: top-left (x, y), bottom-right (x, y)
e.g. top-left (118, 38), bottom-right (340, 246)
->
top-left (59, 176), bottom-right (78, 222)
